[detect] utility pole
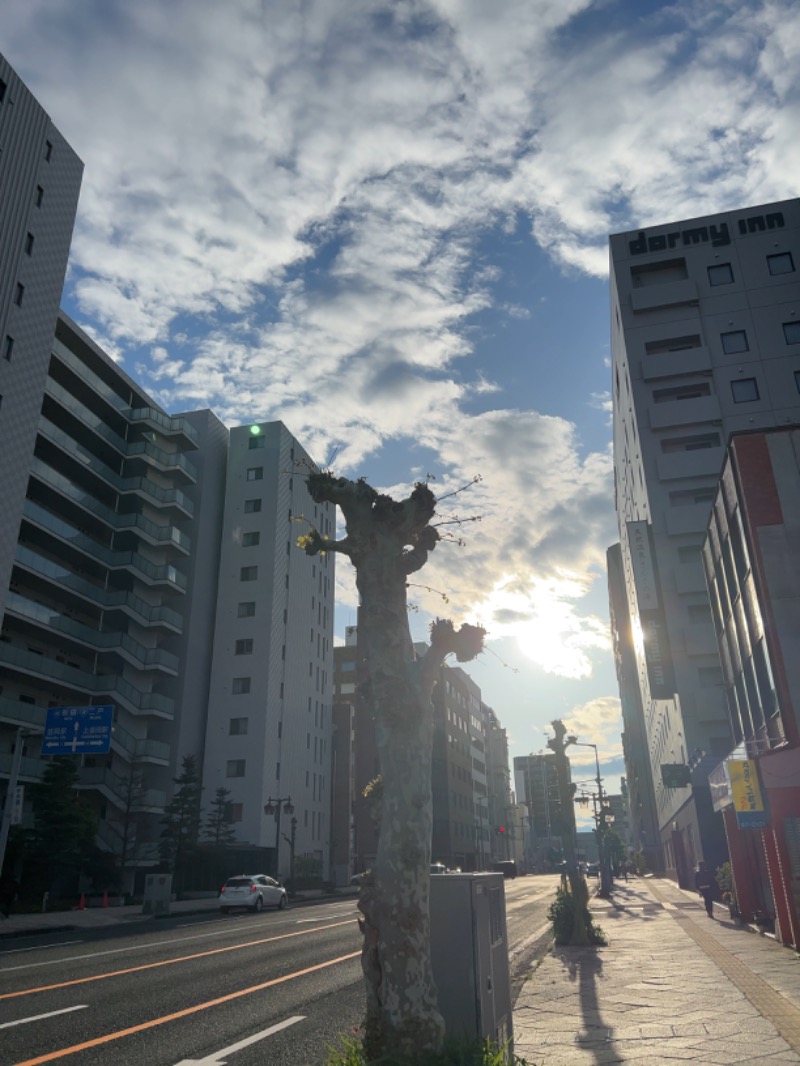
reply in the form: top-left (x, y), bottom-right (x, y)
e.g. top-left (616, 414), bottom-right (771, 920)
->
top-left (0, 727), bottom-right (37, 877)
top-left (548, 719), bottom-right (590, 946)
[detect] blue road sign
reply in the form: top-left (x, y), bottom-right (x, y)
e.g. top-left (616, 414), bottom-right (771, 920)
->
top-left (43, 705), bottom-right (113, 755)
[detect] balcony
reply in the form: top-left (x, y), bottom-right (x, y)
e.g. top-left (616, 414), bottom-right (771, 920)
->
top-left (76, 766), bottom-right (166, 812)
top-left (0, 750), bottom-right (46, 784)
top-left (656, 447), bottom-right (725, 482)
top-left (22, 500), bottom-right (188, 591)
top-left (0, 695), bottom-right (47, 731)
top-left (631, 278), bottom-right (699, 312)
top-left (0, 644), bottom-right (175, 719)
top-left (125, 441), bottom-right (197, 483)
top-left (5, 592), bottom-right (180, 676)
top-left (14, 545), bottom-right (183, 632)
top-left (641, 346), bottom-right (712, 381)
top-left (648, 395), bottom-right (722, 431)
top-left (126, 407), bottom-right (199, 448)
top-left (110, 721), bottom-right (170, 765)
top-left (29, 459), bottom-right (191, 555)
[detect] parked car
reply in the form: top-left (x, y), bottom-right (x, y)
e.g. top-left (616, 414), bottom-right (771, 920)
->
top-left (586, 863), bottom-right (600, 877)
top-left (219, 874), bottom-right (288, 913)
top-left (493, 860), bottom-right (518, 879)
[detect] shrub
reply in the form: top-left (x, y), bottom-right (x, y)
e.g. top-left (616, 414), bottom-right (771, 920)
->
top-left (547, 887), bottom-right (606, 946)
top-left (325, 1032), bottom-right (533, 1065)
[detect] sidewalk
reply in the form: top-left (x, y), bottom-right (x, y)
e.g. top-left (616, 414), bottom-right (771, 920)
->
top-left (513, 876), bottom-right (800, 1065)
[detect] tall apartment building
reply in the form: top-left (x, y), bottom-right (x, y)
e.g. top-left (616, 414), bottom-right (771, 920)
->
top-left (513, 753), bottom-right (562, 870)
top-left (0, 55), bottom-right (334, 890)
top-left (609, 197), bottom-right (800, 884)
top-left (202, 423), bottom-right (335, 880)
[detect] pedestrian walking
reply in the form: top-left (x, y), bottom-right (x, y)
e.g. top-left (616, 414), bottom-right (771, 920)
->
top-left (695, 860), bottom-right (716, 917)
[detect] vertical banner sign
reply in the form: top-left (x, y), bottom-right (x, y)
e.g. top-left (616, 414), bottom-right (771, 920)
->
top-left (11, 785), bottom-right (24, 825)
top-left (727, 759), bottom-right (768, 829)
top-left (626, 521), bottom-right (676, 698)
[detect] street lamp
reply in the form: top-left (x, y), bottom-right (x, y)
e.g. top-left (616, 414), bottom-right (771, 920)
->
top-left (566, 738), bottom-right (612, 897)
top-left (263, 796), bottom-right (294, 881)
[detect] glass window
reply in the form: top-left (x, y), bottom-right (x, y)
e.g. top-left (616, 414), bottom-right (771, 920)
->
top-left (244, 498), bottom-right (261, 513)
top-left (794, 370), bottom-right (800, 394)
top-left (653, 382), bottom-right (711, 403)
top-left (782, 322), bottom-right (800, 345)
top-left (3, 336), bottom-right (13, 362)
top-left (24, 233), bottom-right (34, 255)
top-left (226, 759), bottom-right (246, 778)
top-left (242, 531), bottom-right (260, 547)
top-left (731, 378), bottom-right (759, 402)
top-left (721, 330), bottom-right (748, 354)
top-left (232, 677), bottom-right (251, 694)
top-left (708, 263), bottom-right (734, 286)
top-left (235, 638), bottom-right (253, 655)
top-left (246, 467), bottom-right (263, 481)
top-left (240, 565), bottom-right (258, 581)
top-left (14, 283), bottom-right (24, 307)
top-left (248, 435), bottom-right (265, 449)
top-left (229, 717), bottom-right (248, 735)
top-left (767, 252), bottom-right (794, 275)
top-left (661, 432), bottom-right (721, 453)
top-left (35, 185), bottom-right (44, 207)
top-left (237, 601), bottom-right (255, 618)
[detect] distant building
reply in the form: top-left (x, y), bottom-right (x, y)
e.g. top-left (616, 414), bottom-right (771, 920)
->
top-left (513, 753), bottom-right (563, 871)
top-left (609, 197), bottom-right (800, 886)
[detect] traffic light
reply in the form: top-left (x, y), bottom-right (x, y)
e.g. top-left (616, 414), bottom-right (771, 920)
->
top-left (496, 825), bottom-right (505, 835)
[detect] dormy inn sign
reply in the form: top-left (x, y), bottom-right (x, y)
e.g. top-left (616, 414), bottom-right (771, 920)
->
top-left (628, 210), bottom-right (785, 255)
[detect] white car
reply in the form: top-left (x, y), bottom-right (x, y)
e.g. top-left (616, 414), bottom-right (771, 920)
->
top-left (219, 874), bottom-right (288, 913)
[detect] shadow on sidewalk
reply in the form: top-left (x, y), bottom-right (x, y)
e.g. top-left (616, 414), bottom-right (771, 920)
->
top-left (554, 947), bottom-right (620, 1064)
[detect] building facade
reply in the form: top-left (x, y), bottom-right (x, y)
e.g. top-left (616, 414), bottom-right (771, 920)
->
top-left (610, 197), bottom-right (800, 884)
top-left (513, 753), bottom-right (562, 871)
top-left (703, 428), bottom-right (800, 948)
top-left (0, 55), bottom-right (335, 891)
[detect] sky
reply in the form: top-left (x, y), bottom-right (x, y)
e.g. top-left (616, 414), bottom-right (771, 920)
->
top-left (3, 0), bottom-right (799, 823)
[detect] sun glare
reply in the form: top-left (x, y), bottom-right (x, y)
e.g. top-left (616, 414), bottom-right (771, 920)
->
top-left (473, 575), bottom-right (610, 679)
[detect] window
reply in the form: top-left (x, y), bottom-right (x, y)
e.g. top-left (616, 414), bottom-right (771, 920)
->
top-left (235, 638), bottom-right (253, 655)
top-left (767, 252), bottom-right (794, 275)
top-left (35, 185), bottom-right (44, 207)
top-left (248, 435), bottom-right (265, 449)
top-left (229, 717), bottom-right (248, 735)
top-left (631, 257), bottom-right (688, 287)
top-left (3, 336), bottom-right (13, 361)
top-left (645, 334), bottom-right (702, 355)
top-left (669, 488), bottom-right (717, 506)
top-left (226, 759), bottom-right (246, 778)
top-left (688, 603), bottom-right (711, 623)
top-left (240, 565), bottom-right (258, 581)
top-left (14, 283), bottom-right (24, 307)
top-left (731, 378), bottom-right (759, 403)
top-left (661, 432), bottom-right (721, 453)
top-left (232, 676), bottom-right (251, 694)
top-left (782, 322), bottom-right (800, 345)
top-left (678, 544), bottom-right (702, 562)
top-left (795, 371), bottom-right (800, 394)
top-left (698, 665), bottom-right (724, 687)
top-left (708, 263), bottom-right (734, 286)
top-left (244, 498), bottom-right (261, 513)
top-left (0, 78), bottom-right (6, 103)
top-left (242, 531), bottom-right (260, 547)
top-left (24, 233), bottom-right (34, 256)
top-left (229, 803), bottom-right (243, 822)
top-left (237, 601), bottom-right (255, 618)
top-left (721, 330), bottom-right (748, 354)
top-left (246, 467), bottom-right (263, 481)
top-left (45, 140), bottom-right (53, 161)
top-left (653, 382), bottom-right (711, 403)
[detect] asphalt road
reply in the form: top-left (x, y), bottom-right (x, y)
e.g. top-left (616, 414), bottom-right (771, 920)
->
top-left (0, 875), bottom-right (560, 1066)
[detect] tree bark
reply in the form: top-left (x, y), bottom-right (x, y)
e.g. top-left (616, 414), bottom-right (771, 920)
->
top-left (303, 473), bottom-right (483, 1061)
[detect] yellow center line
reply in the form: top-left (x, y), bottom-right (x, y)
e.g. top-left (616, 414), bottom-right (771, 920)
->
top-left (12, 950), bottom-right (362, 1066)
top-left (2, 919), bottom-right (356, 1000)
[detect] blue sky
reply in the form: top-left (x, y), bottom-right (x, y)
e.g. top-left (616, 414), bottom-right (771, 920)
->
top-left (3, 0), bottom-right (798, 818)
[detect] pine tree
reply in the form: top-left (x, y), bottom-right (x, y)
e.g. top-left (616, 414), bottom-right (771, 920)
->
top-left (28, 758), bottom-right (97, 898)
top-left (204, 787), bottom-right (237, 845)
top-left (159, 755), bottom-right (203, 874)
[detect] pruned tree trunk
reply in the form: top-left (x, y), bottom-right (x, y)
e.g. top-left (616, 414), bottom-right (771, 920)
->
top-left (302, 473), bottom-right (484, 1062)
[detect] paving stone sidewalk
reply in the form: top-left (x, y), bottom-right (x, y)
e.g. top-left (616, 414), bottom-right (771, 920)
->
top-left (512, 877), bottom-right (800, 1065)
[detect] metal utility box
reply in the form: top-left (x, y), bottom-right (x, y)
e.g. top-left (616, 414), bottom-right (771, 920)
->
top-left (430, 872), bottom-right (513, 1052)
top-left (142, 873), bottom-right (172, 915)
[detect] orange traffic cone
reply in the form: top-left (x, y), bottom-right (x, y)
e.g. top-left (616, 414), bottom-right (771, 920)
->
top-left (102, 890), bottom-right (109, 908)
top-left (78, 893), bottom-right (86, 910)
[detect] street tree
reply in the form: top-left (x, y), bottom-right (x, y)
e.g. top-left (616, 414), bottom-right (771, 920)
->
top-left (27, 758), bottom-right (97, 900)
top-left (300, 471), bottom-right (484, 1062)
top-left (204, 787), bottom-right (237, 846)
top-left (159, 754), bottom-right (203, 880)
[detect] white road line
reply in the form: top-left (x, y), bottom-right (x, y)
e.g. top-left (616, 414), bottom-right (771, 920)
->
top-left (0, 939), bottom-right (84, 956)
top-left (295, 910), bottom-right (356, 924)
top-left (173, 1015), bottom-right (305, 1064)
top-left (0, 1004), bottom-right (88, 1030)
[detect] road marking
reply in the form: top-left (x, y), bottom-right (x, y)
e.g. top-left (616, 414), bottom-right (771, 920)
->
top-left (173, 1015), bottom-right (305, 1064)
top-left (0, 1006), bottom-right (88, 1030)
top-left (0, 941), bottom-right (84, 957)
top-left (0, 916), bottom-right (356, 980)
top-left (295, 909), bottom-right (356, 923)
top-left (11, 953), bottom-right (360, 1065)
